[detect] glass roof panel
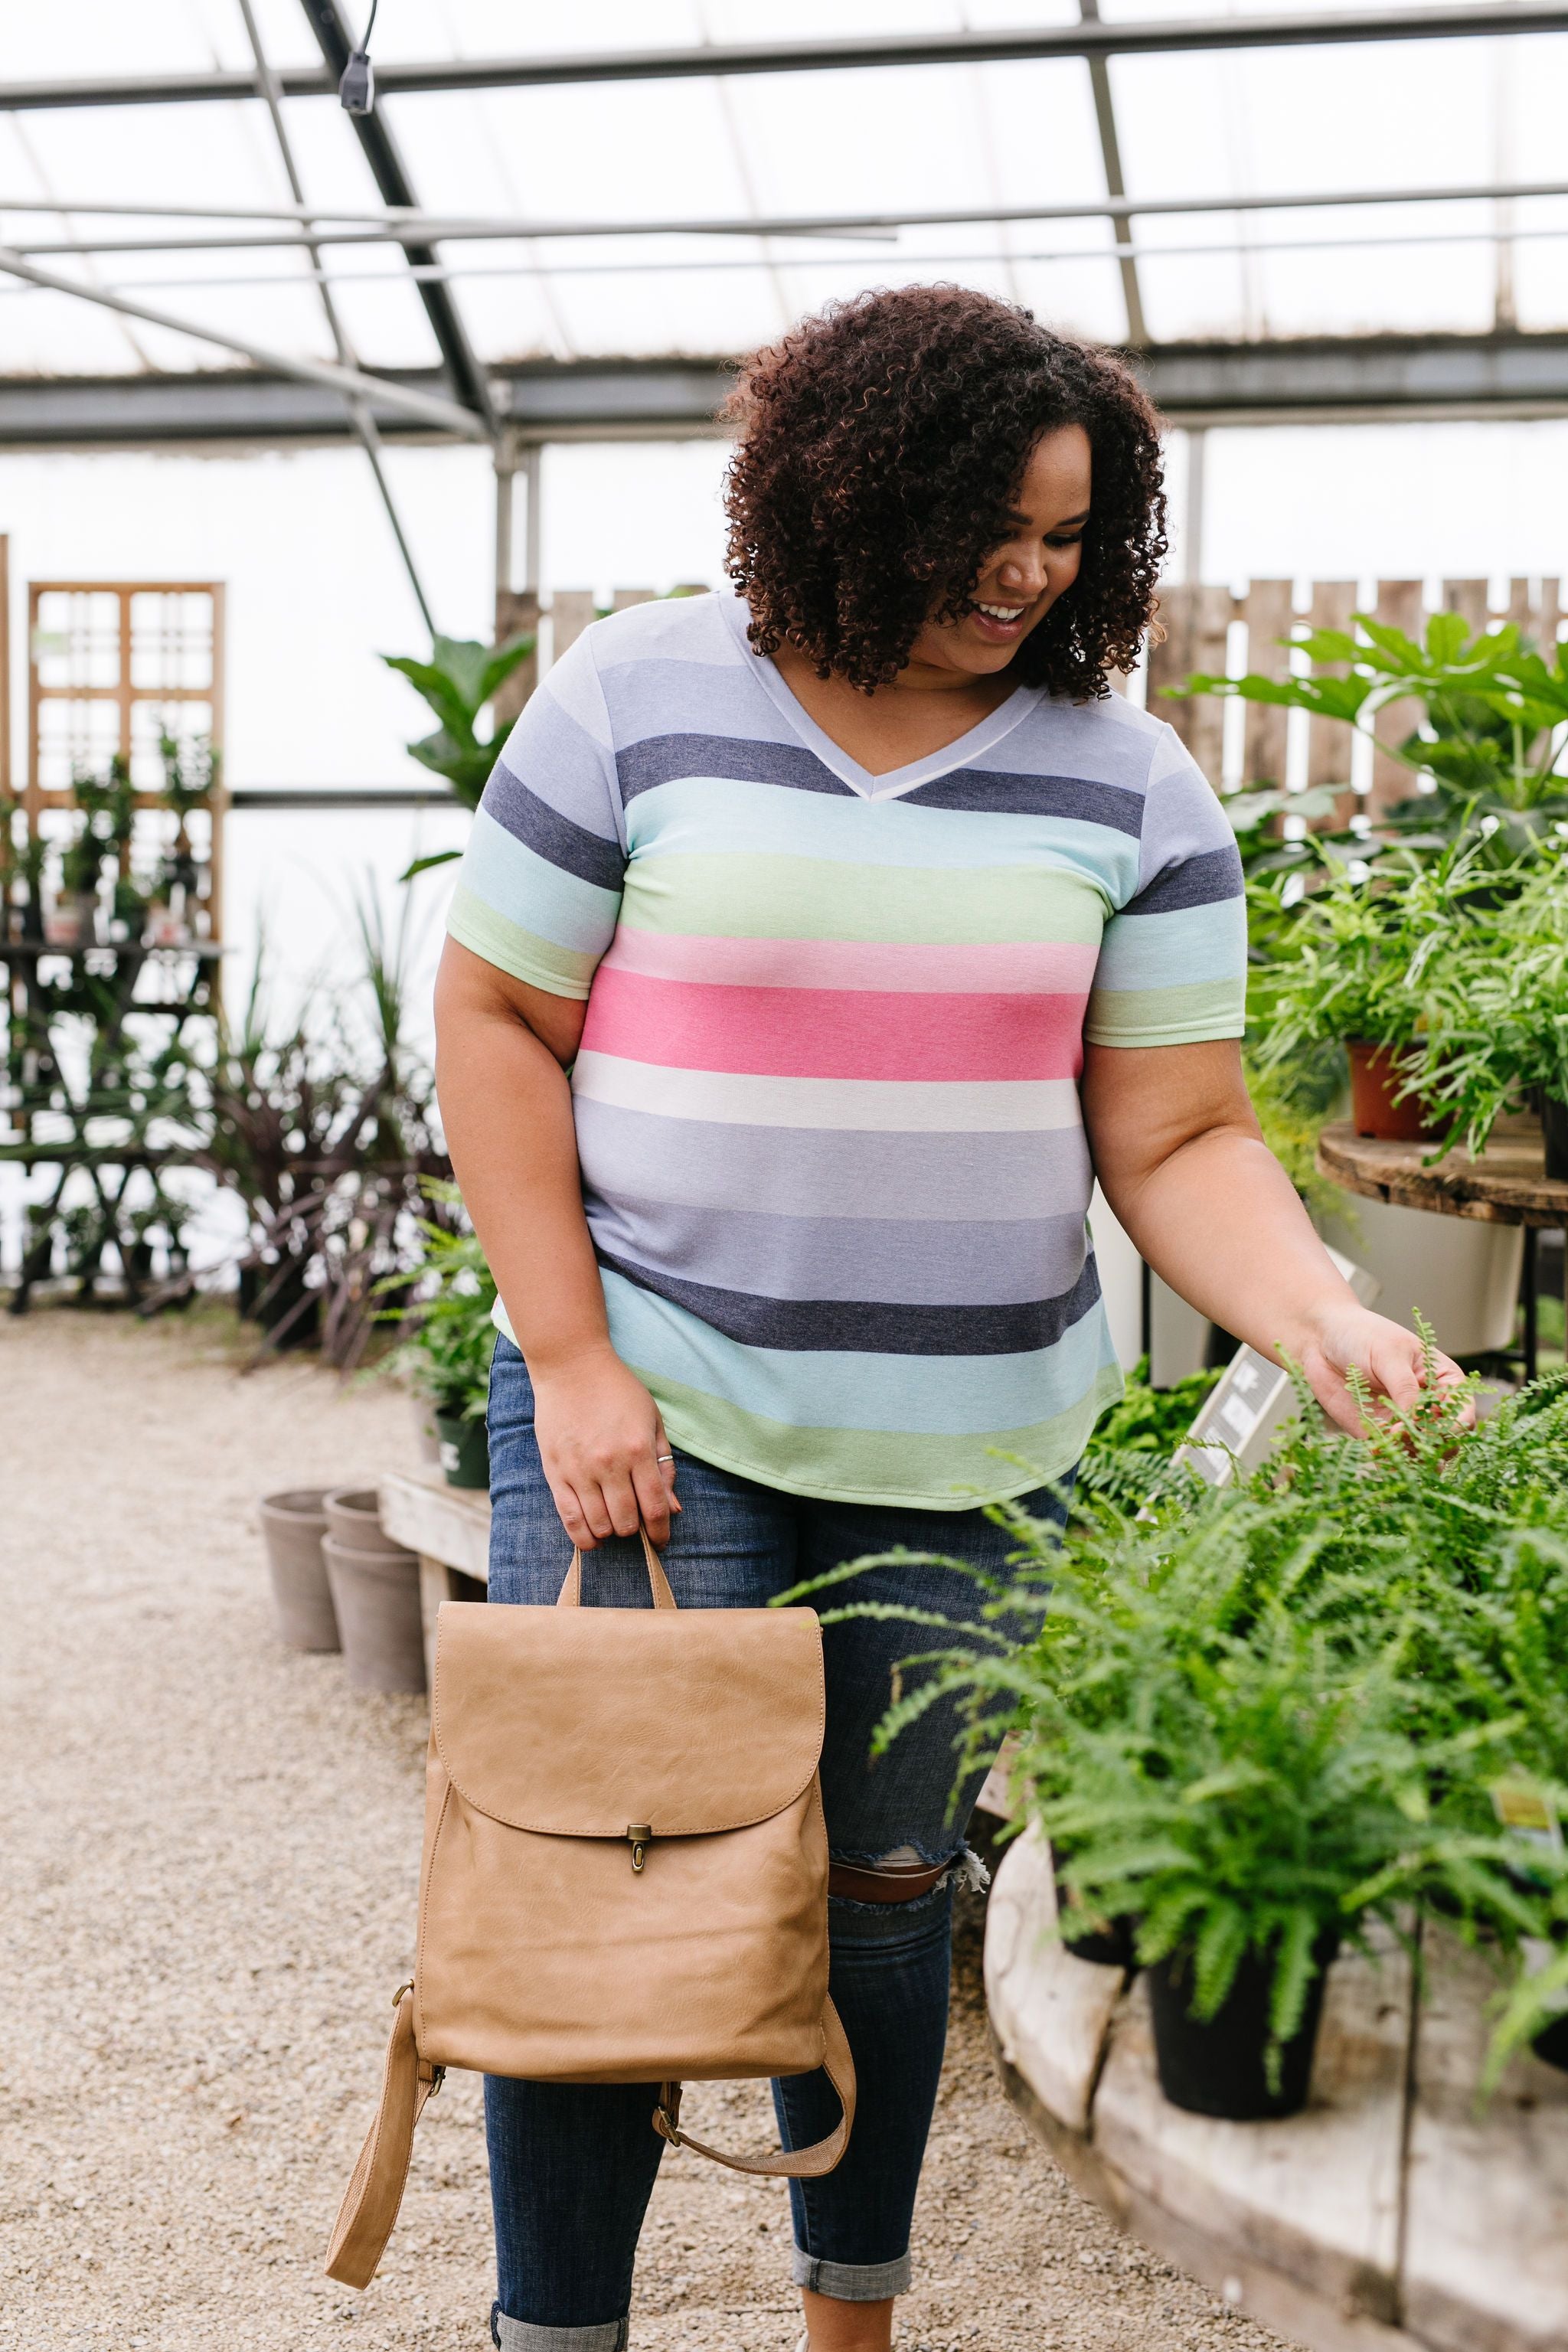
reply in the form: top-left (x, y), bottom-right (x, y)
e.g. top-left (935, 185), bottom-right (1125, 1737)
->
top-left (1, 5), bottom-right (1564, 390)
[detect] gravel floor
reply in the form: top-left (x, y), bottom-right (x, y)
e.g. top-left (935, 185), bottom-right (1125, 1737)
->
top-left (0, 1308), bottom-right (1288, 2352)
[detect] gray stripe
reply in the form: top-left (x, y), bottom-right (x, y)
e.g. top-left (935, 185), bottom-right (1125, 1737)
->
top-left (585, 1193), bottom-right (1089, 1305)
top-left (593, 1246), bottom-right (1102, 1356)
top-left (616, 730), bottom-right (852, 803)
top-left (903, 766), bottom-right (1144, 833)
top-left (483, 761), bottom-right (626, 890)
top-left (573, 1097), bottom-right (1093, 1222)
top-left (1124, 841), bottom-right (1244, 915)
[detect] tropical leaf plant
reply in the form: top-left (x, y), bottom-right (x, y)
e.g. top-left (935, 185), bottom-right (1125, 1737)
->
top-left (384, 630), bottom-right (535, 878)
top-left (1176, 613), bottom-right (1568, 864)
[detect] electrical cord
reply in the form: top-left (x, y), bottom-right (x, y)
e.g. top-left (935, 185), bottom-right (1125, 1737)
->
top-left (339, 1), bottom-right (379, 113)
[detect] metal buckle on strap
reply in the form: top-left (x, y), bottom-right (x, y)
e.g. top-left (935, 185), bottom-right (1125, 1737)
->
top-left (653, 2084), bottom-right (684, 2146)
top-left (392, 1978), bottom-right (414, 2008)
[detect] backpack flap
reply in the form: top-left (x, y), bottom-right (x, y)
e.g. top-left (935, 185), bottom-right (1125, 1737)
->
top-left (430, 1600), bottom-right (825, 1838)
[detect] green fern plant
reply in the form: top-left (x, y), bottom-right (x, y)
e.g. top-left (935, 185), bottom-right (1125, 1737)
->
top-left (785, 1345), bottom-right (1568, 2082)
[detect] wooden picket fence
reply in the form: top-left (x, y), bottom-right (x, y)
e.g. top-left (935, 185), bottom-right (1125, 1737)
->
top-left (1150, 577), bottom-right (1564, 814)
top-left (495, 577), bottom-right (1565, 818)
top-left (492, 586), bottom-right (697, 730)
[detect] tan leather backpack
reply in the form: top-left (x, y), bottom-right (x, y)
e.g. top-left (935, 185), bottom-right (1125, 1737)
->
top-left (325, 1533), bottom-right (855, 2288)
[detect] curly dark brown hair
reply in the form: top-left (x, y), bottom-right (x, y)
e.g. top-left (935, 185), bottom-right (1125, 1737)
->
top-left (721, 284), bottom-right (1166, 700)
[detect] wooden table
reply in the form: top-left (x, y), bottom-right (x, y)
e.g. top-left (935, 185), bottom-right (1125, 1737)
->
top-left (985, 1828), bottom-right (1568, 2352)
top-left (1318, 1122), bottom-right (1568, 1377)
top-left (377, 1465), bottom-right (489, 1690)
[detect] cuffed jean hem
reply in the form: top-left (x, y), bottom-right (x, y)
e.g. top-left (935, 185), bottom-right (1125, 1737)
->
top-left (492, 2309), bottom-right (627, 2352)
top-left (790, 2249), bottom-right (913, 2301)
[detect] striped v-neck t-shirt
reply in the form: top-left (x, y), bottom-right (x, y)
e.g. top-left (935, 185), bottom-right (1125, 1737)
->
top-left (448, 590), bottom-right (1246, 1508)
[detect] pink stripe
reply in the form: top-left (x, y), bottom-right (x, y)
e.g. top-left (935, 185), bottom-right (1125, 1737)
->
top-left (580, 967), bottom-right (1086, 1082)
top-left (599, 928), bottom-right (1100, 995)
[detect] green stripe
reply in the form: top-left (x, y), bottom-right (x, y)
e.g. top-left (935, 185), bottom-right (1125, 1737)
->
top-left (632, 1360), bottom-right (1123, 1510)
top-left (621, 853), bottom-right (1107, 947)
top-left (1084, 977), bottom-right (1245, 1044)
top-left (448, 887), bottom-right (599, 998)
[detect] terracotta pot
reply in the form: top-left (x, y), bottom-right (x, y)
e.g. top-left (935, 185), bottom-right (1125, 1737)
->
top-left (1148, 1930), bottom-right (1339, 2121)
top-left (434, 1410), bottom-right (490, 1491)
top-left (322, 1535), bottom-right (426, 1694)
top-left (258, 1487), bottom-right (340, 1651)
top-left (324, 1485), bottom-right (409, 1556)
top-left (1348, 1040), bottom-right (1434, 1143)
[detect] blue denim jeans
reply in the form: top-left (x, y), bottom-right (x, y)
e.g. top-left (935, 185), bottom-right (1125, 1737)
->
top-left (483, 1335), bottom-right (1068, 2352)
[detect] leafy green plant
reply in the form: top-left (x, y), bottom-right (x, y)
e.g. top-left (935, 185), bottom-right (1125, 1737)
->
top-left (149, 890), bottom-right (454, 1364)
top-left (376, 1179), bottom-right (498, 1421)
top-left (384, 631), bottom-right (535, 878)
top-left (1403, 844), bottom-right (1568, 1157)
top-left (1246, 839), bottom-right (1503, 1073)
top-left (158, 731), bottom-right (220, 820)
top-left (1178, 613), bottom-right (1568, 864)
top-left (1074, 1356), bottom-right (1220, 1516)
top-left (789, 1344), bottom-right (1568, 2083)
top-left (57, 821), bottom-right (105, 900)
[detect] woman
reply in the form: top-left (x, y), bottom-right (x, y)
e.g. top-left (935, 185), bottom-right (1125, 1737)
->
top-left (435, 286), bottom-right (1462, 2352)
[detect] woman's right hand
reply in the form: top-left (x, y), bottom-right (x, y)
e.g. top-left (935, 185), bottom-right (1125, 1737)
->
top-left (528, 1344), bottom-right (681, 1550)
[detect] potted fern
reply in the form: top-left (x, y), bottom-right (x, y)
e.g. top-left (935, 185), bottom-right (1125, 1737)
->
top-left (1248, 843), bottom-right (1501, 1143)
top-left (1403, 842), bottom-right (1568, 1174)
top-left (803, 1348), bottom-right (1568, 2116)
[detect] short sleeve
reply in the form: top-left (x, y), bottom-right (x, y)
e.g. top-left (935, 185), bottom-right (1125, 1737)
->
top-left (446, 629), bottom-right (626, 1000)
top-left (1084, 727), bottom-right (1246, 1048)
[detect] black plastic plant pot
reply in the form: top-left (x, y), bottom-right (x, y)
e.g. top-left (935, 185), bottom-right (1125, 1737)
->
top-left (1542, 1094), bottom-right (1568, 1184)
top-left (1052, 1850), bottom-right (1137, 1969)
top-left (435, 1410), bottom-right (490, 1491)
top-left (1531, 2011), bottom-right (1568, 2072)
top-left (1148, 1930), bottom-right (1340, 2121)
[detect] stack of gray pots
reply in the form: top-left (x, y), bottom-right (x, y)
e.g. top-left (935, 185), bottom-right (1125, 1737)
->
top-left (259, 1488), bottom-right (341, 1653)
top-left (321, 1488), bottom-right (426, 1694)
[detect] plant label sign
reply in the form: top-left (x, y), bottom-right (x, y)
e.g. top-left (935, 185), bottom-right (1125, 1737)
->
top-left (1176, 1348), bottom-right (1295, 1485)
top-left (1175, 1247), bottom-right (1380, 1483)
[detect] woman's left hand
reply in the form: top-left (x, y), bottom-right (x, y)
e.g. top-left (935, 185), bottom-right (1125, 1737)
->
top-left (1294, 1302), bottom-right (1470, 1436)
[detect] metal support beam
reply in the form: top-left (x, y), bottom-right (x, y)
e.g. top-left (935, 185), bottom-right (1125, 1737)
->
top-left (237, 0), bottom-right (436, 636)
top-left (295, 0), bottom-right (495, 435)
top-left (3, 339), bottom-right (1567, 449)
top-left (1183, 430), bottom-right (1208, 585)
top-left (494, 435), bottom-right (516, 606)
top-left (522, 444), bottom-right (543, 593)
top-left (1077, 0), bottom-right (1147, 348)
top-left (12, 177), bottom-right (1568, 256)
top-left (5, 6), bottom-right (1567, 109)
top-left (0, 247), bottom-right (491, 439)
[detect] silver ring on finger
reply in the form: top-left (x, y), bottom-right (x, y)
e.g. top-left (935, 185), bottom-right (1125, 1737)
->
top-left (656, 1452), bottom-right (675, 1463)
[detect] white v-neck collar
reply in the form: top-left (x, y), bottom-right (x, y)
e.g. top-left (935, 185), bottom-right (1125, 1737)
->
top-left (718, 590), bottom-right (1042, 803)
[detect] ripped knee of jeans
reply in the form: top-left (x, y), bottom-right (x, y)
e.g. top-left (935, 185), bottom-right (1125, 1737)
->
top-left (828, 1843), bottom-right (991, 1906)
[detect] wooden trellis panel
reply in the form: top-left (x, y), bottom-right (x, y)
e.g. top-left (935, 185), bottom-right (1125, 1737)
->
top-left (26, 579), bottom-right (227, 942)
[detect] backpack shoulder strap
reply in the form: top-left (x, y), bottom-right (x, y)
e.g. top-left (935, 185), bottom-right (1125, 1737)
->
top-left (652, 1995), bottom-right (856, 2178)
top-left (325, 1989), bottom-right (857, 2291)
top-left (324, 1988), bottom-right (444, 2289)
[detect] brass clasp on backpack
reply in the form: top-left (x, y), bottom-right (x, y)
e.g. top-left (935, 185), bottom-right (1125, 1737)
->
top-left (627, 1824), bottom-right (652, 1873)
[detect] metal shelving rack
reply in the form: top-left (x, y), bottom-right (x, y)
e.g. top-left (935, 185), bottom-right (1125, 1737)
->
top-left (2, 580), bottom-right (226, 1304)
